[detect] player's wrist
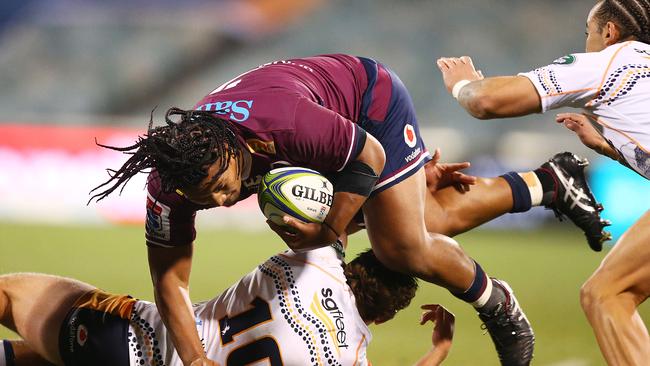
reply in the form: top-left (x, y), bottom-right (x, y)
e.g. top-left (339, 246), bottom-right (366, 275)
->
top-left (452, 79), bottom-right (471, 99)
top-left (321, 220), bottom-right (340, 242)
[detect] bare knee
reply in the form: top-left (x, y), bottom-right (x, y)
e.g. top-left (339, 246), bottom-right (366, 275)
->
top-left (372, 233), bottom-right (472, 285)
top-left (0, 274), bottom-right (21, 332)
top-left (580, 274), bottom-right (628, 316)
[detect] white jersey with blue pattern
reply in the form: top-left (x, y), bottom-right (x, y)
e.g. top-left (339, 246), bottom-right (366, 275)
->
top-left (127, 247), bottom-right (371, 366)
top-left (519, 41), bottom-right (650, 179)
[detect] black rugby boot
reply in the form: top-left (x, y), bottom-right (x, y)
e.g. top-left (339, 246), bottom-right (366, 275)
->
top-left (539, 152), bottom-right (612, 251)
top-left (479, 279), bottom-right (535, 366)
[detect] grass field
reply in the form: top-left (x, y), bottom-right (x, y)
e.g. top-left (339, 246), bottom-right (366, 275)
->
top-left (1, 221), bottom-right (647, 365)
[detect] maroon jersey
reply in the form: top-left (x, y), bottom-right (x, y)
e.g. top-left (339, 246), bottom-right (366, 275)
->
top-left (146, 55), bottom-right (377, 247)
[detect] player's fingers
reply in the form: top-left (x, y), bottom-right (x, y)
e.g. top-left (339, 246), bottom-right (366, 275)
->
top-left (420, 311), bottom-right (436, 325)
top-left (477, 69), bottom-right (484, 79)
top-left (421, 304), bottom-right (439, 311)
top-left (564, 120), bottom-right (580, 131)
top-left (443, 162), bottom-right (471, 172)
top-left (436, 59), bottom-right (449, 71)
top-left (453, 172), bottom-right (477, 185)
top-left (431, 148), bottom-right (441, 163)
top-left (461, 56), bottom-right (474, 69)
top-left (438, 58), bottom-right (454, 69)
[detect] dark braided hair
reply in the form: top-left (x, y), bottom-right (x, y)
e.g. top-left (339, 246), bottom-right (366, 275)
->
top-left (595, 0), bottom-right (650, 44)
top-left (89, 107), bottom-right (241, 203)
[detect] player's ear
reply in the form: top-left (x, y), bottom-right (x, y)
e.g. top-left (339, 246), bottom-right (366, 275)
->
top-left (603, 20), bottom-right (622, 45)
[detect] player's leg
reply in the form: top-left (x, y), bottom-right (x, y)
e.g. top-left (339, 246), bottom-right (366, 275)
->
top-left (0, 340), bottom-right (54, 366)
top-left (424, 175), bottom-right (513, 236)
top-left (0, 273), bottom-right (94, 365)
top-left (423, 153), bottom-right (610, 251)
top-left (363, 169), bottom-right (534, 365)
top-left (580, 210), bottom-right (650, 364)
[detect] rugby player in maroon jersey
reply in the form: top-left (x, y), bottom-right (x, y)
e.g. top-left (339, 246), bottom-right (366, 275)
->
top-left (91, 54), bottom-right (605, 366)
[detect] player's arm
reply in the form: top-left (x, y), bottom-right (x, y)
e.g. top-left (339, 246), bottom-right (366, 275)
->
top-left (555, 112), bottom-right (622, 161)
top-left (414, 304), bottom-right (455, 366)
top-left (271, 132), bottom-right (385, 251)
top-left (148, 245), bottom-right (215, 366)
top-left (268, 97), bottom-right (385, 251)
top-left (144, 173), bottom-right (218, 366)
top-left (436, 56), bottom-right (541, 119)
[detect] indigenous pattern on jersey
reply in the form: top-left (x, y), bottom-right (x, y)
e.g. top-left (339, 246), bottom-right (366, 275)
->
top-left (519, 41), bottom-right (650, 179)
top-left (145, 54), bottom-right (430, 247)
top-left (131, 247), bottom-right (371, 366)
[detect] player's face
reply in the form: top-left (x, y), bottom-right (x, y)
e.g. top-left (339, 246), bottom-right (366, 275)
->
top-left (585, 3), bottom-right (607, 52)
top-left (182, 155), bottom-right (242, 207)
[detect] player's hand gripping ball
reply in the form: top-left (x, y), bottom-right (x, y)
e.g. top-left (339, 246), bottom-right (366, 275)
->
top-left (258, 167), bottom-right (333, 227)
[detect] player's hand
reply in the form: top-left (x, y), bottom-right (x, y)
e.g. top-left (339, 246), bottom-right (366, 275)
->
top-left (420, 304), bottom-right (455, 351)
top-left (555, 113), bottom-right (607, 150)
top-left (266, 216), bottom-right (335, 252)
top-left (436, 56), bottom-right (484, 94)
top-left (424, 148), bottom-right (477, 193)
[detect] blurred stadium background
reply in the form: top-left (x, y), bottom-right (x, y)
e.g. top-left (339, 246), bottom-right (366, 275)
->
top-left (0, 0), bottom-right (649, 365)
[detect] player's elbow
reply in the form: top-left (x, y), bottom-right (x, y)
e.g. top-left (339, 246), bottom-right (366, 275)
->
top-left (464, 91), bottom-right (500, 120)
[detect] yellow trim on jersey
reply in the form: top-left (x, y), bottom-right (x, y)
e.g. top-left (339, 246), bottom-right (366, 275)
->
top-left (354, 334), bottom-right (367, 366)
top-left (73, 289), bottom-right (136, 319)
top-left (584, 113), bottom-right (650, 154)
top-left (541, 87), bottom-right (596, 98)
top-left (310, 293), bottom-right (342, 357)
top-left (278, 253), bottom-right (345, 286)
top-left (587, 41), bottom-right (634, 107)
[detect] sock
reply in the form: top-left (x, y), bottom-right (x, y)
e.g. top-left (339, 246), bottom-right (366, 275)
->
top-left (451, 261), bottom-right (489, 306)
top-left (0, 340), bottom-right (15, 366)
top-left (533, 167), bottom-right (558, 205)
top-left (517, 172), bottom-right (544, 206)
top-left (500, 172), bottom-right (532, 213)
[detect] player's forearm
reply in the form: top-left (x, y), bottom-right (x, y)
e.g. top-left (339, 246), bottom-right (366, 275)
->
top-left (414, 345), bottom-right (450, 366)
top-left (593, 139), bottom-right (622, 161)
top-left (153, 280), bottom-right (205, 365)
top-left (148, 245), bottom-right (205, 365)
top-left (326, 135), bottom-right (385, 235)
top-left (456, 76), bottom-right (541, 119)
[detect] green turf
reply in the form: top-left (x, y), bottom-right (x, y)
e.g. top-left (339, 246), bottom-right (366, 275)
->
top-left (1, 222), bottom-right (647, 365)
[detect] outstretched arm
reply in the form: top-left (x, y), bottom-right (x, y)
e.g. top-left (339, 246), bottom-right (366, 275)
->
top-left (436, 56), bottom-right (541, 119)
top-left (414, 304), bottom-right (455, 366)
top-left (148, 246), bottom-right (219, 366)
top-left (555, 112), bottom-right (622, 161)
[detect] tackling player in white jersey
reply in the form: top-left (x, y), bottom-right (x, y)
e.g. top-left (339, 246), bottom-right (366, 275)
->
top-left (436, 0), bottom-right (650, 363)
top-left (0, 247), bottom-right (454, 366)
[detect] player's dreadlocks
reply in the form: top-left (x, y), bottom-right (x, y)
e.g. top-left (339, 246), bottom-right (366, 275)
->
top-left (344, 249), bottom-right (419, 323)
top-left (595, 0), bottom-right (650, 44)
top-left (89, 107), bottom-right (241, 203)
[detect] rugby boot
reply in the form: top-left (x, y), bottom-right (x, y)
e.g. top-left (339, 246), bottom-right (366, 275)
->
top-left (479, 279), bottom-right (535, 366)
top-left (539, 152), bottom-right (611, 251)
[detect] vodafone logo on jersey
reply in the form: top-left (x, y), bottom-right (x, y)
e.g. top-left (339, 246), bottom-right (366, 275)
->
top-left (404, 124), bottom-right (417, 148)
top-left (76, 324), bottom-right (88, 347)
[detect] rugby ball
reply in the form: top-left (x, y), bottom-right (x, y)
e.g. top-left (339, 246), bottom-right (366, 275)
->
top-left (258, 167), bottom-right (333, 226)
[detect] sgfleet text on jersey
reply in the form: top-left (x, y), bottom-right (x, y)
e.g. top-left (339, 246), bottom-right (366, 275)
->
top-left (196, 100), bottom-right (253, 122)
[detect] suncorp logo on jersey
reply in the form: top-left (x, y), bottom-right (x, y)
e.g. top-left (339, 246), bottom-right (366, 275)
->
top-left (196, 100), bottom-right (253, 122)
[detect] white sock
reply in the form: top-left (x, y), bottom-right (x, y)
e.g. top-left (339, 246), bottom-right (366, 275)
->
top-left (471, 278), bottom-right (494, 308)
top-left (518, 172), bottom-right (544, 206)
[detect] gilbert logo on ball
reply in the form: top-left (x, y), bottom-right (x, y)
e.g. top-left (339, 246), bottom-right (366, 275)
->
top-left (258, 167), bottom-right (333, 226)
top-left (404, 124), bottom-right (417, 148)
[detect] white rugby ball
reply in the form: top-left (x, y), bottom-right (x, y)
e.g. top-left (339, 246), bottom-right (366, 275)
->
top-left (258, 167), bottom-right (333, 226)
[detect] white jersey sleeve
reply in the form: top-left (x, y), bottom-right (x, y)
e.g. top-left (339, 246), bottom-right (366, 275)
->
top-left (519, 41), bottom-right (650, 179)
top-left (518, 49), bottom-right (608, 112)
